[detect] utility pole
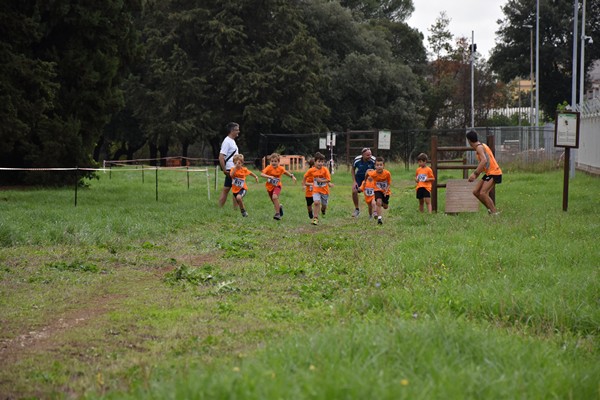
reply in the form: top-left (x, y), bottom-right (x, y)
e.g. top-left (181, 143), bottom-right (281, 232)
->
top-left (470, 31), bottom-right (475, 129)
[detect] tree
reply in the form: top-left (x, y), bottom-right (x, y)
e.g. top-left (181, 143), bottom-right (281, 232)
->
top-left (490, 0), bottom-right (600, 118)
top-left (0, 0), bottom-right (141, 184)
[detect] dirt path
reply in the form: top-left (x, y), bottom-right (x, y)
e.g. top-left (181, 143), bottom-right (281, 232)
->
top-left (0, 293), bottom-right (125, 366)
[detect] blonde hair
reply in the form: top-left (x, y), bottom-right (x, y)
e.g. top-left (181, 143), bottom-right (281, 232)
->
top-left (232, 154), bottom-right (244, 163)
top-left (269, 153), bottom-right (280, 162)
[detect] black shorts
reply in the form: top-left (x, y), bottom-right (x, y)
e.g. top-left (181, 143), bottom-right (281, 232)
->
top-left (234, 189), bottom-right (247, 198)
top-left (374, 191), bottom-right (389, 205)
top-left (305, 196), bottom-right (314, 207)
top-left (224, 170), bottom-right (233, 188)
top-left (482, 174), bottom-right (502, 184)
top-left (416, 187), bottom-right (431, 199)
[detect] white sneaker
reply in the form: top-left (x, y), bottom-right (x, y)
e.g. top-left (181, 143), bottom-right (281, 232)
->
top-left (352, 209), bottom-right (360, 218)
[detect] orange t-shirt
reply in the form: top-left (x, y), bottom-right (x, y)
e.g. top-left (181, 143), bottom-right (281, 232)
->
top-left (477, 143), bottom-right (502, 175)
top-left (368, 169), bottom-right (391, 195)
top-left (304, 166), bottom-right (331, 195)
top-left (360, 174), bottom-right (376, 204)
top-left (415, 166), bottom-right (435, 192)
top-left (262, 165), bottom-right (287, 192)
top-left (230, 167), bottom-right (253, 194)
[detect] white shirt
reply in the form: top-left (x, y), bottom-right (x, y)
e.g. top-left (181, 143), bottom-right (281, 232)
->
top-left (220, 136), bottom-right (238, 170)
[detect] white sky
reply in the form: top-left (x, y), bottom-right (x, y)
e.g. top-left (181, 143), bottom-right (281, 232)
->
top-left (407, 0), bottom-right (507, 59)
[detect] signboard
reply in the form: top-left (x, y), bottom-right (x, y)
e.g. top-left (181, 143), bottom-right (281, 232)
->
top-left (378, 130), bottom-right (391, 150)
top-left (554, 111), bottom-right (580, 148)
top-left (319, 138), bottom-right (327, 149)
top-left (327, 132), bottom-right (336, 146)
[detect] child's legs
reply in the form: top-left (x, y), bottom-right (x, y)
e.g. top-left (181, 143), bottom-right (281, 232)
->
top-left (236, 195), bottom-right (245, 210)
top-left (424, 197), bottom-right (432, 213)
top-left (320, 194), bottom-right (329, 214)
top-left (418, 198), bottom-right (424, 212)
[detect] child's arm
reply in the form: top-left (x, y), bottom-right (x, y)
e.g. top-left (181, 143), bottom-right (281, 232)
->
top-left (260, 172), bottom-right (273, 179)
top-left (250, 171), bottom-right (259, 183)
top-left (284, 170), bottom-right (297, 183)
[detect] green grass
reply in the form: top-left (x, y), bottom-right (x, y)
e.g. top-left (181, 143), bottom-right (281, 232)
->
top-left (0, 165), bottom-right (598, 399)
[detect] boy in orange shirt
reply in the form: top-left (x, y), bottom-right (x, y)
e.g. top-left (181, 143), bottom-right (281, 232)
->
top-left (359, 168), bottom-right (376, 219)
top-left (229, 154), bottom-right (259, 217)
top-left (414, 153), bottom-right (435, 213)
top-left (261, 153), bottom-right (297, 220)
top-left (303, 152), bottom-right (334, 225)
top-left (368, 156), bottom-right (391, 225)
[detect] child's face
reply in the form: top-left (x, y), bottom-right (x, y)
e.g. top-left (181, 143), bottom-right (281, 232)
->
top-left (315, 159), bottom-right (324, 168)
top-left (270, 158), bottom-right (280, 168)
top-left (375, 161), bottom-right (384, 172)
top-left (235, 159), bottom-right (244, 168)
top-left (418, 159), bottom-right (427, 167)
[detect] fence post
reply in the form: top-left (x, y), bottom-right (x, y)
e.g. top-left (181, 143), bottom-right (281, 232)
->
top-left (431, 136), bottom-right (438, 213)
top-left (487, 134), bottom-right (496, 204)
top-left (74, 167), bottom-right (78, 207)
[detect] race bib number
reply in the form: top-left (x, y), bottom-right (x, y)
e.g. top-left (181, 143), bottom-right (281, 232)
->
top-left (268, 177), bottom-right (280, 186)
top-left (376, 181), bottom-right (388, 190)
top-left (233, 177), bottom-right (245, 188)
top-left (365, 188), bottom-right (374, 196)
top-left (315, 180), bottom-right (328, 188)
top-left (418, 174), bottom-right (427, 182)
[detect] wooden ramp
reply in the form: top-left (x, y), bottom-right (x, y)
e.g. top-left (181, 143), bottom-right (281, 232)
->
top-left (445, 179), bottom-right (480, 213)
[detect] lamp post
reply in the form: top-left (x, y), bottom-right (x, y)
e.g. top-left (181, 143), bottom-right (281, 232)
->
top-left (524, 24), bottom-right (534, 126)
top-left (579, 0), bottom-right (592, 106)
top-left (535, 0), bottom-right (540, 129)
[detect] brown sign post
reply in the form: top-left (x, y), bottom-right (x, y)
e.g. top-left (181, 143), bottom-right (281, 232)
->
top-left (554, 111), bottom-right (580, 212)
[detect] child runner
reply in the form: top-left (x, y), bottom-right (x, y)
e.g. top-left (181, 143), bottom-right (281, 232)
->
top-left (304, 152), bottom-right (334, 225)
top-left (359, 168), bottom-right (376, 219)
top-left (261, 153), bottom-right (297, 220)
top-left (414, 153), bottom-right (435, 213)
top-left (369, 156), bottom-right (392, 225)
top-left (229, 154), bottom-right (259, 217)
top-left (301, 157), bottom-right (315, 220)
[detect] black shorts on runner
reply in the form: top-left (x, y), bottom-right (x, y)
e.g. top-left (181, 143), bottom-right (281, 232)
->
top-left (482, 174), bottom-right (502, 184)
top-left (374, 191), bottom-right (389, 205)
top-left (224, 170), bottom-right (233, 188)
top-left (416, 187), bottom-right (431, 199)
top-left (305, 196), bottom-right (314, 207)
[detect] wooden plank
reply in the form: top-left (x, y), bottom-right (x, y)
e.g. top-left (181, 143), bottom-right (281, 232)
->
top-left (445, 179), bottom-right (480, 213)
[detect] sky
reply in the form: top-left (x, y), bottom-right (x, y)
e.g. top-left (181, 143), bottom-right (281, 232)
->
top-left (407, 0), bottom-right (507, 59)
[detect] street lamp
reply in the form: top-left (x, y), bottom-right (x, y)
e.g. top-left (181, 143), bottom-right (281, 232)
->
top-left (524, 24), bottom-right (534, 125)
top-left (579, 0), bottom-right (591, 106)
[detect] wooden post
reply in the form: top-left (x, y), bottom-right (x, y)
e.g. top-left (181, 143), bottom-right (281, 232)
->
top-left (431, 135), bottom-right (438, 213)
top-left (487, 134), bottom-right (496, 204)
top-left (563, 148), bottom-right (570, 211)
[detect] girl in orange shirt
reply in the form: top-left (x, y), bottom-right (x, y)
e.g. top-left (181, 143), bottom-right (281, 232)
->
top-left (359, 169), bottom-right (376, 219)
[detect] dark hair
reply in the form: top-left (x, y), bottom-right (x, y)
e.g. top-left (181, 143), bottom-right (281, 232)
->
top-left (376, 156), bottom-right (385, 163)
top-left (226, 122), bottom-right (239, 133)
top-left (417, 153), bottom-right (428, 162)
top-left (314, 152), bottom-right (326, 161)
top-left (306, 157), bottom-right (315, 167)
top-left (466, 130), bottom-right (478, 143)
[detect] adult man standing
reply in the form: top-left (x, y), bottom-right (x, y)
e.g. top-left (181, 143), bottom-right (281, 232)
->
top-left (351, 147), bottom-right (376, 217)
top-left (218, 122), bottom-right (240, 207)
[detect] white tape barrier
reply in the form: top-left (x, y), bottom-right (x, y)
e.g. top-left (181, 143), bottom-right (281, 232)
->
top-left (0, 167), bottom-right (209, 172)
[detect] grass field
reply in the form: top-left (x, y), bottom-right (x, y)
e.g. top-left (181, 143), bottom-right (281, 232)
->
top-left (0, 164), bottom-right (598, 399)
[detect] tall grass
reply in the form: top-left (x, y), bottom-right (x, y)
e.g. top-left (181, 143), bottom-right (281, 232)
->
top-left (0, 165), bottom-right (598, 399)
